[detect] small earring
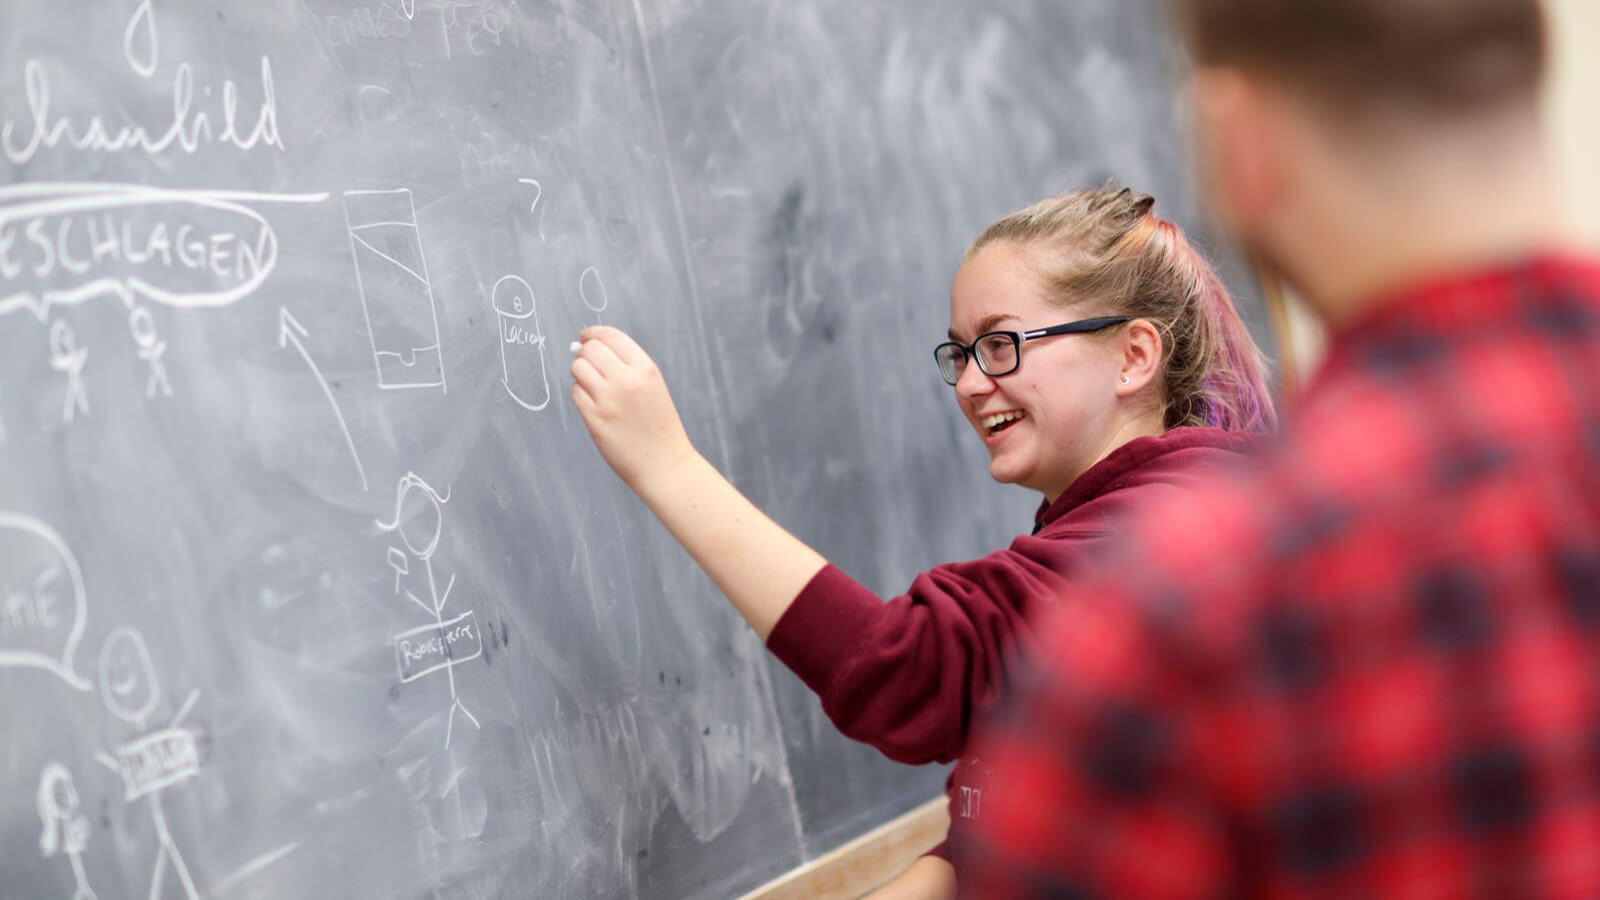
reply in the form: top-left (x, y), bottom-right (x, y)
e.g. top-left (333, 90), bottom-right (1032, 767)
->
top-left (1120, 376), bottom-right (1131, 385)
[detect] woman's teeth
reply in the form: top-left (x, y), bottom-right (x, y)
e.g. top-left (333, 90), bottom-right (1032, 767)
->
top-left (980, 410), bottom-right (1026, 434)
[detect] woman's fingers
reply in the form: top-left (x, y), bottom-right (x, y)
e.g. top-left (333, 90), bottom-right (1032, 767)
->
top-left (567, 325), bottom-right (696, 488)
top-left (571, 381), bottom-right (596, 413)
top-left (570, 356), bottom-right (605, 396)
top-left (578, 325), bottom-right (650, 366)
top-left (576, 335), bottom-right (626, 377)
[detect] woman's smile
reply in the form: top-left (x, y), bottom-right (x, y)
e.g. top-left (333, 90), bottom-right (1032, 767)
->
top-left (979, 409), bottom-right (1029, 445)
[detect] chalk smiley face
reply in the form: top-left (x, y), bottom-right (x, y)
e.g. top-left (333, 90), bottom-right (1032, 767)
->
top-left (99, 626), bottom-right (160, 724)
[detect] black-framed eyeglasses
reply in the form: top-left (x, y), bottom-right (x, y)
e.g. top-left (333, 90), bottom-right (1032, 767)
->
top-left (933, 317), bottom-right (1131, 386)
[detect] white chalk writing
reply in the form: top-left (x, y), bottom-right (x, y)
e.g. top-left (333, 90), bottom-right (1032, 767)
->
top-left (395, 610), bottom-right (483, 682)
top-left (2, 57), bottom-right (282, 165)
top-left (112, 727), bottom-right (200, 802)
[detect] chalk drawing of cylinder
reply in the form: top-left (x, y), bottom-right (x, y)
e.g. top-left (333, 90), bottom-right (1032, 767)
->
top-left (492, 275), bottom-right (550, 411)
top-left (343, 189), bottom-right (447, 393)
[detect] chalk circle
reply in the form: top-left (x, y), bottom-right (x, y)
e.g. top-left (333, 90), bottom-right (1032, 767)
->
top-left (99, 626), bottom-right (161, 725)
top-left (579, 267), bottom-right (608, 314)
top-left (378, 473), bottom-right (448, 561)
top-left (398, 487), bottom-right (443, 559)
top-left (38, 762), bottom-right (81, 824)
top-left (48, 319), bottom-right (78, 358)
top-left (129, 306), bottom-right (158, 347)
top-left (491, 275), bottom-right (536, 320)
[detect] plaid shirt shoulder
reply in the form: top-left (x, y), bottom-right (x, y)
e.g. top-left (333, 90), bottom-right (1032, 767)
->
top-left (957, 257), bottom-right (1600, 900)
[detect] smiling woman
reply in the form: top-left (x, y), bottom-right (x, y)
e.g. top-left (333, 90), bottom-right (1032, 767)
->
top-left (569, 185), bottom-right (1275, 899)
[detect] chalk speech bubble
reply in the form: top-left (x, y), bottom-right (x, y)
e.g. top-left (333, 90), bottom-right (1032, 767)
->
top-left (0, 182), bottom-right (328, 323)
top-left (0, 512), bottom-right (91, 691)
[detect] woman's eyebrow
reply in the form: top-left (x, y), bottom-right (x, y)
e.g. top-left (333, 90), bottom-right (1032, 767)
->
top-left (949, 314), bottom-right (1018, 342)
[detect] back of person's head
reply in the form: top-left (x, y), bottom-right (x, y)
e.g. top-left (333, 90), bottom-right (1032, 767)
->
top-left (1171, 0), bottom-right (1556, 320)
top-left (971, 186), bottom-right (1277, 434)
top-left (1174, 0), bottom-right (1546, 120)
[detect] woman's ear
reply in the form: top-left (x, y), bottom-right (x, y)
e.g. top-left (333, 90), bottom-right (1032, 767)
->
top-left (1116, 319), bottom-right (1163, 397)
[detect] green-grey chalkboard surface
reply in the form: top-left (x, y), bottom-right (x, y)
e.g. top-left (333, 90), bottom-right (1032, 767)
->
top-left (0, 2), bottom-right (1269, 897)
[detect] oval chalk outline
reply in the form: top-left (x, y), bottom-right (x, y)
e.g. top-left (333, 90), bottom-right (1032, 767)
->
top-left (578, 266), bottom-right (608, 314)
top-left (99, 626), bottom-right (161, 724)
top-left (0, 184), bottom-right (324, 321)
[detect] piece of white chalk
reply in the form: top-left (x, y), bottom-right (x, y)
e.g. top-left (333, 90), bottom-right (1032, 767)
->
top-left (569, 341), bottom-right (583, 354)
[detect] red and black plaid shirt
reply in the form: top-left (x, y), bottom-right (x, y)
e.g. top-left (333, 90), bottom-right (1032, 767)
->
top-left (957, 255), bottom-right (1600, 899)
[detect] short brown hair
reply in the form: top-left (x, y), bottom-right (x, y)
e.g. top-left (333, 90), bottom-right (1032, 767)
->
top-left (1173, 0), bottom-right (1547, 114)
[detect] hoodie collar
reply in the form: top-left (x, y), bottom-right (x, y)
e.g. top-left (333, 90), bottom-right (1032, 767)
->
top-left (1032, 426), bottom-right (1259, 533)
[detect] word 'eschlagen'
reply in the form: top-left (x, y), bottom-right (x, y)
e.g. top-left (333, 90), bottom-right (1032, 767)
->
top-left (1, 209), bottom-right (273, 287)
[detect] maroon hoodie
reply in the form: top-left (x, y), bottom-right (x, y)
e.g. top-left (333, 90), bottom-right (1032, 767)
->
top-left (765, 426), bottom-right (1256, 859)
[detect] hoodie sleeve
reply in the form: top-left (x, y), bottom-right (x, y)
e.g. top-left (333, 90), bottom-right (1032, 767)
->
top-left (765, 536), bottom-right (1091, 765)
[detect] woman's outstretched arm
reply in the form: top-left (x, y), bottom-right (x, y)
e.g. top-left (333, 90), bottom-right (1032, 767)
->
top-left (570, 326), bottom-right (827, 639)
top-left (571, 326), bottom-right (1059, 768)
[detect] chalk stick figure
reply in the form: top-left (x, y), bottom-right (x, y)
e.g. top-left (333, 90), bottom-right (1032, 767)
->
top-left (48, 320), bottom-right (90, 423)
top-left (37, 763), bottom-right (98, 900)
top-left (94, 627), bottom-right (201, 900)
top-left (378, 472), bottom-right (481, 748)
top-left (128, 307), bottom-right (172, 399)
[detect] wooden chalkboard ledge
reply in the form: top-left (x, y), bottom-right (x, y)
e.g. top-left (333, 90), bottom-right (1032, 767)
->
top-left (739, 796), bottom-right (950, 900)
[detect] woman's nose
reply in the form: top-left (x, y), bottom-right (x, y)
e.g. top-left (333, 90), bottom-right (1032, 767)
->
top-left (954, 358), bottom-right (995, 400)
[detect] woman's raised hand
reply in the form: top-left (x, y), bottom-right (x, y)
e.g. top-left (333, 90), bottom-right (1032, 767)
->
top-left (569, 324), bottom-right (827, 641)
top-left (569, 326), bottom-right (699, 490)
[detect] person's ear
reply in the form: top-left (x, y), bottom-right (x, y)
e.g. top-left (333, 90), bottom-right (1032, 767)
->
top-left (1192, 67), bottom-right (1283, 238)
top-left (1116, 319), bottom-right (1163, 397)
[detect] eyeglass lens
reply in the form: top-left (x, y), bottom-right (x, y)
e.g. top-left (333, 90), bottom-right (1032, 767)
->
top-left (975, 334), bottom-right (1018, 375)
top-left (936, 333), bottom-right (1020, 385)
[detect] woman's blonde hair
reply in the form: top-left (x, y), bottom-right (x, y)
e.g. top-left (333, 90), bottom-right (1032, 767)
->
top-left (969, 186), bottom-right (1276, 433)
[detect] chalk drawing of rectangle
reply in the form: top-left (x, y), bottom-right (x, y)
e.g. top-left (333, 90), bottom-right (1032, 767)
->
top-left (393, 609), bottom-right (483, 683)
top-left (342, 189), bottom-right (447, 393)
top-left (114, 727), bottom-right (200, 801)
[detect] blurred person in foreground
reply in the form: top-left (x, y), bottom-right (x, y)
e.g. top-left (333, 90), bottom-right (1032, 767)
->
top-left (958, 1), bottom-right (1600, 897)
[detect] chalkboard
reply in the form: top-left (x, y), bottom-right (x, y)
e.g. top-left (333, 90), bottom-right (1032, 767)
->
top-left (0, 2), bottom-right (1271, 898)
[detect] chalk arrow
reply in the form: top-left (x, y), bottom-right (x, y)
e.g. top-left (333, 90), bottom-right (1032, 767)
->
top-left (277, 306), bottom-right (308, 346)
top-left (278, 307), bottom-right (369, 492)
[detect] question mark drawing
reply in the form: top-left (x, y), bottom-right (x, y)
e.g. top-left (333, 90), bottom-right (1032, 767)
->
top-left (517, 179), bottom-right (546, 243)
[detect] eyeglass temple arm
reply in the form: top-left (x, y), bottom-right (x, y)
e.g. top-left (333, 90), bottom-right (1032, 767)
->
top-left (1020, 317), bottom-right (1131, 341)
